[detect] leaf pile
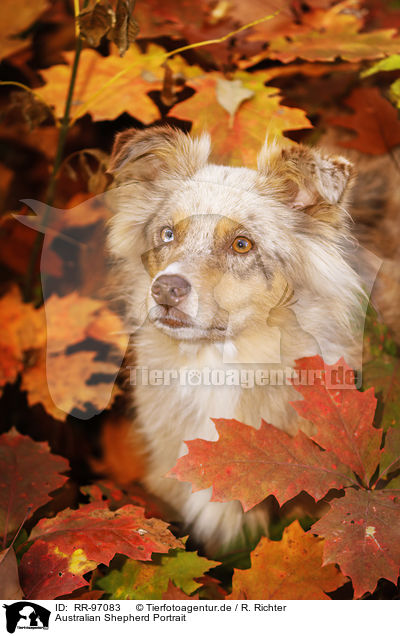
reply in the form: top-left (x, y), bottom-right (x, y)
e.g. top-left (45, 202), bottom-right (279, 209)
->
top-left (0, 0), bottom-right (400, 601)
top-left (169, 357), bottom-right (400, 598)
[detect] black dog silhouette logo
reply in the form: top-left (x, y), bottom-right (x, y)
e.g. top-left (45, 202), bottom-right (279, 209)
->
top-left (3, 602), bottom-right (50, 633)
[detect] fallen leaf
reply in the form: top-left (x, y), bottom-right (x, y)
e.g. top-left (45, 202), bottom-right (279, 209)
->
top-left (98, 550), bottom-right (218, 599)
top-left (0, 286), bottom-right (45, 394)
top-left (0, 548), bottom-right (23, 599)
top-left (20, 502), bottom-right (183, 599)
top-left (36, 44), bottom-right (162, 123)
top-left (170, 70), bottom-right (311, 166)
top-left (168, 418), bottom-right (354, 511)
top-left (6, 91), bottom-right (52, 129)
top-left (162, 581), bottom-right (199, 600)
top-left (363, 357), bottom-right (400, 431)
top-left (44, 293), bottom-right (104, 355)
top-left (229, 521), bottom-right (347, 599)
top-left (268, 2), bottom-right (400, 63)
top-left (90, 414), bottom-right (147, 485)
top-left (35, 43), bottom-right (199, 124)
top-left (390, 78), bottom-right (400, 107)
top-left (313, 489), bottom-right (400, 598)
top-left (330, 87), bottom-right (400, 154)
top-left (216, 78), bottom-right (254, 118)
top-left (361, 53), bottom-right (400, 77)
top-left (0, 428), bottom-right (69, 539)
top-left (0, 0), bottom-right (49, 59)
top-left (379, 427), bottom-right (400, 484)
top-left (291, 356), bottom-right (381, 483)
top-left (22, 348), bottom-right (121, 421)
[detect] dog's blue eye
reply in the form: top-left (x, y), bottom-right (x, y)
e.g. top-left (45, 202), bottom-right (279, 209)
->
top-left (161, 227), bottom-right (174, 243)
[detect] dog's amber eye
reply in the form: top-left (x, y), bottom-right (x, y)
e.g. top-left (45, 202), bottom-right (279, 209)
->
top-left (161, 227), bottom-right (174, 243)
top-left (231, 236), bottom-right (253, 254)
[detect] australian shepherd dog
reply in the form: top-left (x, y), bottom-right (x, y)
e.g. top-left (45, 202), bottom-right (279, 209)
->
top-left (106, 126), bottom-right (365, 551)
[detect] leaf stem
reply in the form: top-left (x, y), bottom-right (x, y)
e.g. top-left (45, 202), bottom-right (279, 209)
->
top-left (23, 0), bottom-right (87, 301)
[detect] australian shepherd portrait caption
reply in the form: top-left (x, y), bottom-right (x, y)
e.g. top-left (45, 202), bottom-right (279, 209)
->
top-left (106, 126), bottom-right (367, 552)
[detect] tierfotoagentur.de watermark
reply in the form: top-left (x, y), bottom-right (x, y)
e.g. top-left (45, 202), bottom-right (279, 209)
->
top-left (127, 364), bottom-right (362, 389)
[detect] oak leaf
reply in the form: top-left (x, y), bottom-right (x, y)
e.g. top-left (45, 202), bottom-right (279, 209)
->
top-left (229, 521), bottom-right (347, 599)
top-left (20, 502), bottom-right (183, 599)
top-left (0, 428), bottom-right (69, 539)
top-left (168, 418), bottom-right (354, 511)
top-left (312, 489), bottom-right (400, 598)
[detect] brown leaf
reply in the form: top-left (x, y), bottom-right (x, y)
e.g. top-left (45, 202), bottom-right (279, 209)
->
top-left (160, 62), bottom-right (177, 108)
top-left (108, 0), bottom-right (140, 56)
top-left (0, 548), bottom-right (23, 600)
top-left (79, 0), bottom-right (114, 48)
top-left (313, 489), bottom-right (400, 598)
top-left (0, 428), bottom-right (69, 539)
top-left (6, 92), bottom-right (53, 129)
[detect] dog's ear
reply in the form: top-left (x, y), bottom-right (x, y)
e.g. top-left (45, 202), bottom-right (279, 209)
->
top-left (257, 140), bottom-right (355, 225)
top-left (108, 126), bottom-right (211, 183)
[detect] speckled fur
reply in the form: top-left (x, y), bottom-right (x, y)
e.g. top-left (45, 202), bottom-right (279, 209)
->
top-left (106, 126), bottom-right (365, 551)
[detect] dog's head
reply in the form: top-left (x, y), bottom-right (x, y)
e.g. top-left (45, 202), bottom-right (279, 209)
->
top-left (107, 126), bottom-right (362, 358)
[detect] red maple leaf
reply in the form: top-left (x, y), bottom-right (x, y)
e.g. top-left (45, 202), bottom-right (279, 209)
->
top-left (0, 428), bottom-right (69, 540)
top-left (19, 501), bottom-right (182, 599)
top-left (168, 418), bottom-right (354, 511)
top-left (312, 489), bottom-right (400, 598)
top-left (291, 356), bottom-right (382, 484)
top-left (330, 87), bottom-right (400, 155)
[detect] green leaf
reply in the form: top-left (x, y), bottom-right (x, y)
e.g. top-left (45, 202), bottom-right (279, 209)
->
top-left (361, 54), bottom-right (400, 77)
top-left (390, 78), bottom-right (400, 107)
top-left (380, 427), bottom-right (400, 481)
top-left (98, 550), bottom-right (219, 599)
top-left (363, 358), bottom-right (400, 431)
top-left (362, 311), bottom-right (400, 431)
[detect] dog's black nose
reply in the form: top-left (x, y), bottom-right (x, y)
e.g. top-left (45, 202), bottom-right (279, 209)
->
top-left (151, 274), bottom-right (191, 306)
